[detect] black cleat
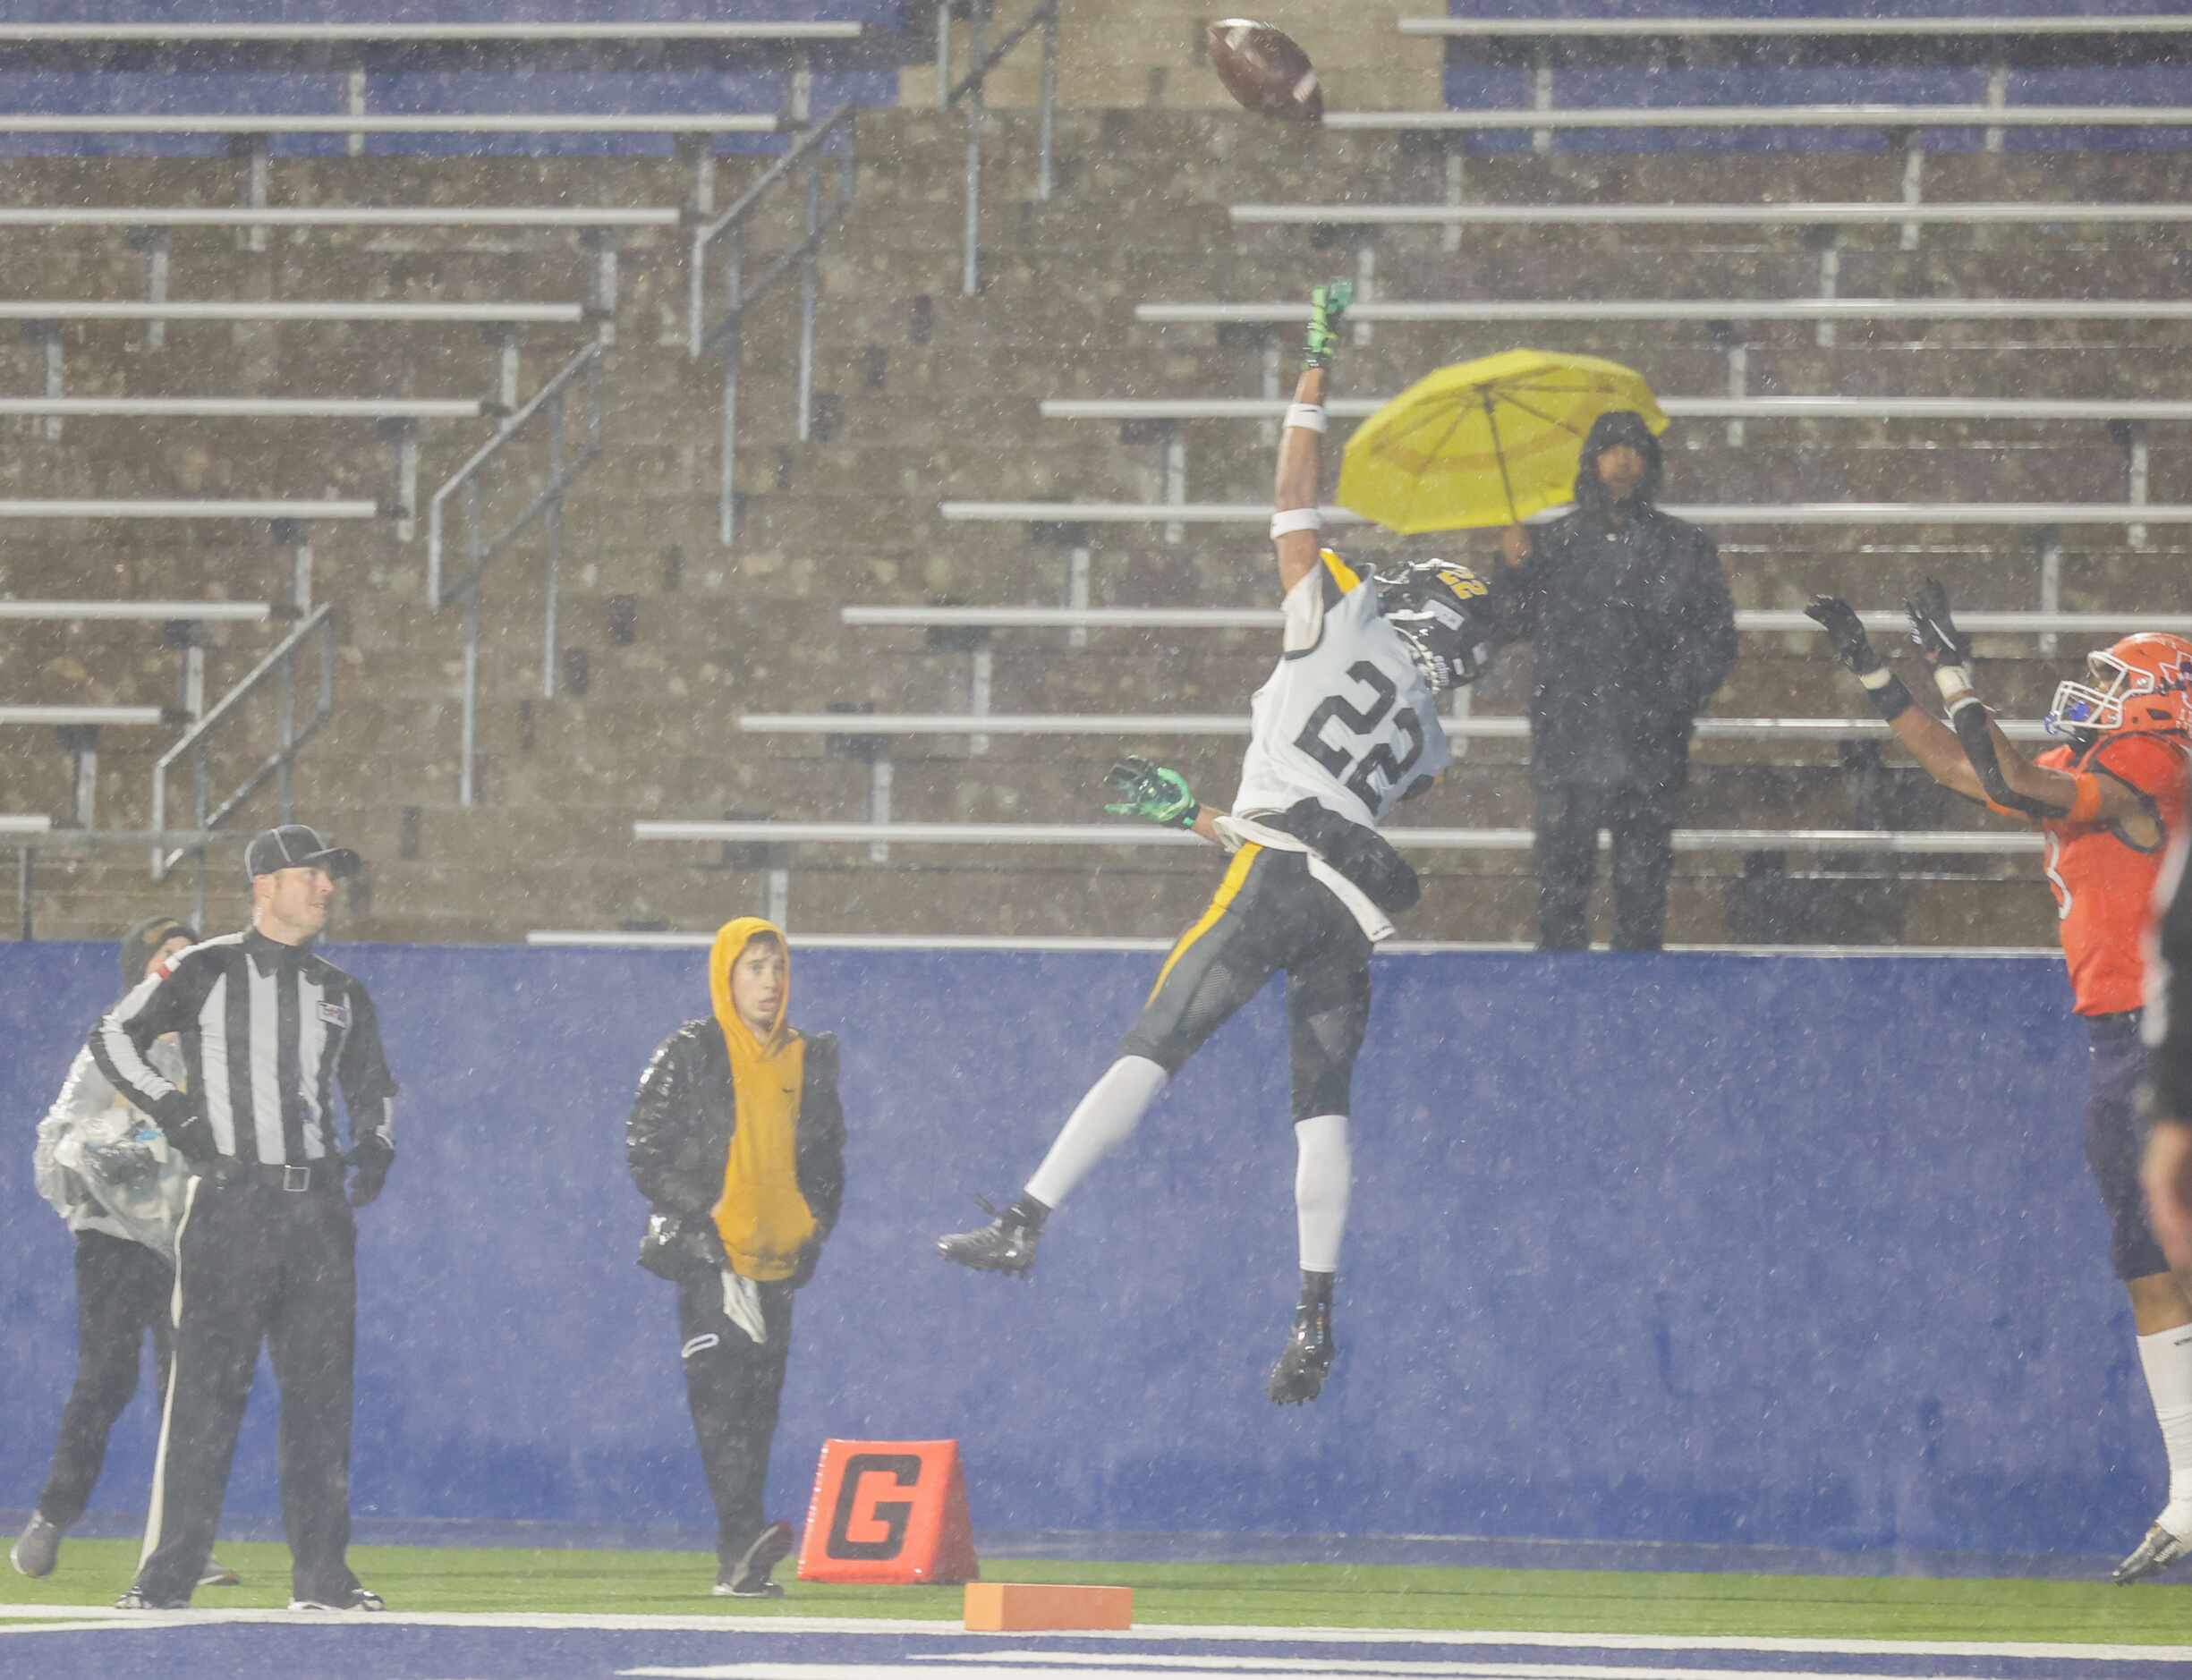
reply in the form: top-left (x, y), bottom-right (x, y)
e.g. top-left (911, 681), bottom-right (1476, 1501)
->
top-left (2112, 1521), bottom-right (2190, 1584)
top-left (715, 1519), bottom-right (795, 1599)
top-left (1268, 1300), bottom-right (1336, 1404)
top-left (937, 1197), bottom-right (1041, 1277)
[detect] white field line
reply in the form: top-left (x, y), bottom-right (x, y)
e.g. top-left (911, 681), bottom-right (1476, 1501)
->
top-left (0, 1603), bottom-right (2184, 1666)
top-left (913, 1656), bottom-right (2005, 1678)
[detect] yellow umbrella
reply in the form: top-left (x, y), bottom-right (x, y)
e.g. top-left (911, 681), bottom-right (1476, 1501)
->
top-left (1336, 348), bottom-right (1668, 535)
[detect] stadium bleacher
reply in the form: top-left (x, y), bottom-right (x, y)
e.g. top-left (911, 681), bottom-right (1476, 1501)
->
top-left (0, 6), bottom-right (2182, 950)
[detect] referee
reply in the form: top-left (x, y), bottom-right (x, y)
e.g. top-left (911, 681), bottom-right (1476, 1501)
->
top-left (89, 824), bottom-right (397, 1612)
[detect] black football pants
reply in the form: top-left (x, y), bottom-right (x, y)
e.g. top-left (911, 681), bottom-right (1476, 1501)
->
top-left (1534, 784), bottom-right (1678, 952)
top-left (133, 1174), bottom-right (358, 1607)
top-left (35, 1231), bottom-right (174, 1530)
top-left (677, 1271), bottom-right (796, 1574)
top-left (1121, 844), bottom-right (1373, 1121)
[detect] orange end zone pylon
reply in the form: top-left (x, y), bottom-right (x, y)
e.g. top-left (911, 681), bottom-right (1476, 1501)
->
top-left (795, 1438), bottom-right (980, 1584)
top-left (963, 1582), bottom-right (1134, 1631)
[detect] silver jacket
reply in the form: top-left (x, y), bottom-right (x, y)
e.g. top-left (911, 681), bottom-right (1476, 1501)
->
top-left (32, 1038), bottom-right (188, 1258)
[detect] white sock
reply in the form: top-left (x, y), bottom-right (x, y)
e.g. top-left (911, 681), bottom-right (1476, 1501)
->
top-left (2137, 1323), bottom-right (2192, 1533)
top-left (1293, 1113), bottom-right (1352, 1274)
top-left (1024, 1056), bottom-right (1168, 1211)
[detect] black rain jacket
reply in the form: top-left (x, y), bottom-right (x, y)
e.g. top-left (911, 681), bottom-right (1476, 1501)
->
top-left (625, 1024), bottom-right (846, 1289)
top-left (1486, 411), bottom-right (1737, 795)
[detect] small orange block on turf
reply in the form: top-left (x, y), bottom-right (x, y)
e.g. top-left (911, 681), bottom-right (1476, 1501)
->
top-left (963, 1582), bottom-right (1133, 1632)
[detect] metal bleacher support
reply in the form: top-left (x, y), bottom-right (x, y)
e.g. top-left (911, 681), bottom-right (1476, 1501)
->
top-left (939, 500), bottom-right (2192, 530)
top-left (935, 0), bottom-right (1059, 295)
top-left (823, 605), bottom-right (2188, 751)
top-left (628, 819), bottom-right (2042, 929)
top-left (735, 711), bottom-right (2054, 743)
top-left (15, 302), bottom-right (588, 428)
top-left (1042, 394), bottom-right (2192, 523)
top-left (427, 343), bottom-right (607, 808)
top-left (149, 605), bottom-right (337, 928)
top-left (689, 103), bottom-right (859, 548)
top-left (639, 819), bottom-right (2041, 854)
top-left (0, 705), bottom-right (177, 830)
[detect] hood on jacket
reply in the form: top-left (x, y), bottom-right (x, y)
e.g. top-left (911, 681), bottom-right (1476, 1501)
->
top-left (120, 914), bottom-right (198, 993)
top-left (709, 915), bottom-right (792, 1058)
top-left (1572, 408), bottom-right (1664, 512)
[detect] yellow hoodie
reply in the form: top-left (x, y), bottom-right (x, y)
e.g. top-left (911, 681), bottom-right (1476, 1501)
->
top-left (708, 917), bottom-right (815, 1282)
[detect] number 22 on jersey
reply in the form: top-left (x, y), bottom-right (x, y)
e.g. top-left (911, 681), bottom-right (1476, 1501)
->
top-left (1293, 659), bottom-right (1435, 813)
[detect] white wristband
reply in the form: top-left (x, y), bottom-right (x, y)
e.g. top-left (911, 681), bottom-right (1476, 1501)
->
top-left (1270, 507), bottom-right (1323, 539)
top-left (1933, 665), bottom-right (1975, 704)
top-left (1856, 666), bottom-right (1893, 691)
top-left (1947, 692), bottom-right (1986, 718)
top-left (1283, 403), bottom-right (1328, 434)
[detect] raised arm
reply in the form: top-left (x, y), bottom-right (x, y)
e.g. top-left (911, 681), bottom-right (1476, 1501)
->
top-left (1907, 581), bottom-right (2164, 844)
top-left (1270, 281), bottom-right (1350, 598)
top-left (1805, 595), bottom-right (1989, 803)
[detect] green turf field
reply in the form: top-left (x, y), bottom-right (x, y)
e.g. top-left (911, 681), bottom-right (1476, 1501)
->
top-left (4, 1540), bottom-right (2188, 1643)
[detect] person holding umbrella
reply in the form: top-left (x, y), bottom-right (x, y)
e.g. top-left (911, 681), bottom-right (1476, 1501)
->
top-left (1334, 355), bottom-right (1736, 951)
top-left (1491, 412), bottom-right (1735, 950)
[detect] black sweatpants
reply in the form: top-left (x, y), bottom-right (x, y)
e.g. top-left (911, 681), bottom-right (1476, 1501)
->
top-left (36, 1231), bottom-right (174, 1530)
top-left (1120, 844), bottom-right (1373, 1121)
top-left (676, 1270), bottom-right (795, 1574)
top-left (1534, 784), bottom-right (1678, 952)
top-left (134, 1174), bottom-right (357, 1606)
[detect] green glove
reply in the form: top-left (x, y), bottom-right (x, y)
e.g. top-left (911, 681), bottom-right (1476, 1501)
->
top-left (1104, 756), bottom-right (1198, 829)
top-left (1303, 279), bottom-right (1353, 370)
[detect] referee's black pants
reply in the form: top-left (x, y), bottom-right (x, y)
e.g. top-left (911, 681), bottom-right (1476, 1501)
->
top-left (134, 1171), bottom-right (358, 1607)
top-left (36, 1231), bottom-right (173, 1530)
top-left (676, 1271), bottom-right (796, 1574)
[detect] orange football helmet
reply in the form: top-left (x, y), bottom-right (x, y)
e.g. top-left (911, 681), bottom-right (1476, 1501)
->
top-left (2045, 632), bottom-right (2192, 739)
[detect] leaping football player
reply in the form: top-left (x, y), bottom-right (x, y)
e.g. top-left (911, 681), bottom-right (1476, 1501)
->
top-left (1808, 584), bottom-right (2192, 1582)
top-left (937, 281), bottom-right (1495, 1404)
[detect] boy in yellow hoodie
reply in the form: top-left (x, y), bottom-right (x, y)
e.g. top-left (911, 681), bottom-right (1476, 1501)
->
top-left (626, 920), bottom-right (846, 1597)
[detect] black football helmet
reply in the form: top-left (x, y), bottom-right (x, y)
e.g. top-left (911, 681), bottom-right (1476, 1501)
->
top-left (1379, 561), bottom-right (1492, 694)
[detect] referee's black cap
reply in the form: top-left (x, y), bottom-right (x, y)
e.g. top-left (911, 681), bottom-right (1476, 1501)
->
top-left (245, 823), bottom-right (361, 882)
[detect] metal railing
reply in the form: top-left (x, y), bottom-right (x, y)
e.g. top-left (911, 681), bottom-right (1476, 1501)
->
top-left (426, 341), bottom-right (607, 807)
top-left (688, 101), bottom-right (859, 547)
top-left (939, 0), bottom-right (1058, 295)
top-left (149, 605), bottom-right (336, 925)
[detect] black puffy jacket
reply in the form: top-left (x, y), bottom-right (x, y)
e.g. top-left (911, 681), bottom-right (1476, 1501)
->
top-left (625, 1023), bottom-right (846, 1288)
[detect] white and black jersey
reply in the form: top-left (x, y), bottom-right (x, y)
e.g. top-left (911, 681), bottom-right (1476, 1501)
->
top-left (89, 929), bottom-right (395, 1169)
top-left (1232, 551), bottom-right (1450, 830)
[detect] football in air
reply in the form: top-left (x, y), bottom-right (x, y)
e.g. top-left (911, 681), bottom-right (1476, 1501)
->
top-left (1207, 19), bottom-right (1323, 123)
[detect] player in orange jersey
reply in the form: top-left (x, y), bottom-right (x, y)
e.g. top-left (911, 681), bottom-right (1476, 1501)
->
top-left (1808, 583), bottom-right (2192, 1583)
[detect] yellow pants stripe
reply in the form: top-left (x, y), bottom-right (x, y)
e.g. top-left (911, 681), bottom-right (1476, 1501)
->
top-left (1147, 844), bottom-right (1262, 1005)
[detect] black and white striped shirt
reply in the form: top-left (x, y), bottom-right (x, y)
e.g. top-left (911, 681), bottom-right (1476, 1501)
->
top-left (89, 929), bottom-right (396, 1169)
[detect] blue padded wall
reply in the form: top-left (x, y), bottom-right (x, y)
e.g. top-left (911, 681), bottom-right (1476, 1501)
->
top-left (0, 937), bottom-right (2166, 1557)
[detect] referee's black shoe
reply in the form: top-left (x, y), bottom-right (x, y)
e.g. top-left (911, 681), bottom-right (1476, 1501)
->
top-left (289, 1586), bottom-right (386, 1611)
top-left (1268, 1300), bottom-right (1337, 1405)
top-left (936, 1195), bottom-right (1041, 1277)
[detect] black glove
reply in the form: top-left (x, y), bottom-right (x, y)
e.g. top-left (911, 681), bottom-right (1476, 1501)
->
top-left (345, 1135), bottom-right (394, 1209)
top-left (1905, 578), bottom-right (1971, 671)
top-left (1803, 596), bottom-right (1882, 677)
